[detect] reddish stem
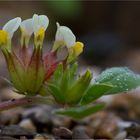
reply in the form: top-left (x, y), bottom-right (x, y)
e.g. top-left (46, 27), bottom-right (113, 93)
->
top-left (0, 96), bottom-right (54, 111)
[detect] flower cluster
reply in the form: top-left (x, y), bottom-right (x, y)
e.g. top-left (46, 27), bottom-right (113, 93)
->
top-left (1, 14), bottom-right (140, 119)
top-left (0, 14), bottom-right (84, 97)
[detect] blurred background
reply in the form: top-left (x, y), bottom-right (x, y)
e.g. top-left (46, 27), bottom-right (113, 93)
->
top-left (0, 2), bottom-right (140, 138)
top-left (0, 1), bottom-right (140, 72)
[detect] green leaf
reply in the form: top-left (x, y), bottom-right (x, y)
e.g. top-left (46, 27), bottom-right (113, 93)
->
top-left (48, 63), bottom-right (79, 104)
top-left (48, 84), bottom-right (65, 103)
top-left (66, 70), bottom-right (92, 104)
top-left (51, 63), bottom-right (63, 87)
top-left (38, 85), bottom-right (49, 96)
top-left (55, 104), bottom-right (104, 119)
top-left (60, 63), bottom-right (78, 93)
top-left (80, 84), bottom-right (113, 105)
top-left (69, 63), bottom-right (78, 84)
top-left (60, 68), bottom-right (70, 94)
top-left (95, 67), bottom-right (140, 94)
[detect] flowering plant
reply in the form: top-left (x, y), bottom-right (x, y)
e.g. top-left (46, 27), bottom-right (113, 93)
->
top-left (0, 14), bottom-right (140, 119)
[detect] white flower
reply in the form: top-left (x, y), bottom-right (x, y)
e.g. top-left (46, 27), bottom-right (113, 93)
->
top-left (20, 18), bottom-right (34, 47)
top-left (3, 17), bottom-right (21, 38)
top-left (20, 18), bottom-right (33, 37)
top-left (32, 14), bottom-right (49, 34)
top-left (55, 22), bottom-right (76, 48)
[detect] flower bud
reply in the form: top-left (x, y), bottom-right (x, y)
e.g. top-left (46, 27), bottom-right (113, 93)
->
top-left (67, 41), bottom-right (84, 63)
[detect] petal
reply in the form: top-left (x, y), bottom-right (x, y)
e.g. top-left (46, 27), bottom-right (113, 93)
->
top-left (3, 17), bottom-right (21, 38)
top-left (0, 30), bottom-right (8, 47)
top-left (32, 14), bottom-right (49, 34)
top-left (39, 15), bottom-right (49, 30)
top-left (67, 42), bottom-right (84, 63)
top-left (32, 14), bottom-right (39, 33)
top-left (73, 41), bottom-right (84, 56)
top-left (55, 22), bottom-right (76, 47)
top-left (20, 18), bottom-right (33, 36)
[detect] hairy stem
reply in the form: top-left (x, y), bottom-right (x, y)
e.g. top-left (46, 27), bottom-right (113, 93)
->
top-left (0, 96), bottom-right (55, 111)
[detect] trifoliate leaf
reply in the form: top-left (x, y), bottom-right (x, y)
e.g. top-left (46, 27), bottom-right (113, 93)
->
top-left (60, 67), bottom-right (70, 94)
top-left (69, 63), bottom-right (78, 84)
top-left (80, 84), bottom-right (113, 105)
top-left (51, 63), bottom-right (63, 87)
top-left (48, 84), bottom-right (65, 103)
top-left (54, 104), bottom-right (104, 119)
top-left (48, 63), bottom-right (78, 104)
top-left (95, 67), bottom-right (140, 94)
top-left (65, 70), bottom-right (92, 104)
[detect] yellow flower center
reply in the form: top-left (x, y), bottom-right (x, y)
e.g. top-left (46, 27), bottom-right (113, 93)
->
top-left (0, 30), bottom-right (8, 46)
top-left (35, 27), bottom-right (45, 42)
top-left (67, 41), bottom-right (84, 63)
top-left (72, 41), bottom-right (84, 56)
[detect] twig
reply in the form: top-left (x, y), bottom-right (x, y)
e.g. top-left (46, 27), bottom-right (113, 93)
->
top-left (0, 96), bottom-right (55, 111)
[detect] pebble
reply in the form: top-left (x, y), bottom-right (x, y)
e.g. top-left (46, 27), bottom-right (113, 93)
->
top-left (0, 136), bottom-right (17, 140)
top-left (126, 124), bottom-right (140, 138)
top-left (22, 106), bottom-right (51, 124)
top-left (52, 115), bottom-right (71, 128)
top-left (127, 136), bottom-right (137, 140)
top-left (19, 119), bottom-right (36, 132)
top-left (33, 134), bottom-right (54, 140)
top-left (0, 125), bottom-right (36, 138)
top-left (22, 105), bottom-right (71, 133)
top-left (94, 113), bottom-right (119, 139)
top-left (53, 127), bottom-right (72, 139)
top-left (20, 136), bottom-right (28, 140)
top-left (114, 131), bottom-right (127, 140)
top-left (72, 126), bottom-right (90, 139)
top-left (117, 120), bottom-right (133, 129)
top-left (85, 111), bottom-right (108, 137)
top-left (110, 94), bottom-right (140, 120)
top-left (0, 109), bottom-right (22, 125)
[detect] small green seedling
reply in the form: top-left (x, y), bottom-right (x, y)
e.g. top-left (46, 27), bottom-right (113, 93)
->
top-left (0, 14), bottom-right (140, 119)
